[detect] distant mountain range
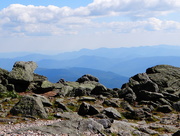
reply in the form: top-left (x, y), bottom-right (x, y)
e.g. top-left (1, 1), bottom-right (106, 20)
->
top-left (35, 67), bottom-right (128, 88)
top-left (1, 45), bottom-right (180, 88)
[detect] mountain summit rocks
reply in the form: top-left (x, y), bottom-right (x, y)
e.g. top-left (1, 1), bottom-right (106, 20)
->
top-left (0, 62), bottom-right (179, 135)
top-left (7, 61), bottom-right (37, 92)
top-left (9, 61), bottom-right (37, 82)
top-left (121, 65), bottom-right (180, 114)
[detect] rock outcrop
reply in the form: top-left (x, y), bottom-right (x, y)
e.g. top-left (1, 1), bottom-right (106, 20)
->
top-left (121, 65), bottom-right (180, 113)
top-left (8, 61), bottom-right (37, 92)
top-left (10, 95), bottom-right (48, 118)
top-left (76, 74), bottom-right (99, 83)
top-left (0, 62), bottom-right (179, 136)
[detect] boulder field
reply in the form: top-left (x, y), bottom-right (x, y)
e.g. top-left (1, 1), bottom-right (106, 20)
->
top-left (0, 61), bottom-right (179, 135)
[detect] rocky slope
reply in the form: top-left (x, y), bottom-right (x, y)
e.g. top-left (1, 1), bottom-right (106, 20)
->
top-left (0, 61), bottom-right (179, 136)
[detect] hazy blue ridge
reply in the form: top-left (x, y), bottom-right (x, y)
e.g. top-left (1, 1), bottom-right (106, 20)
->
top-left (110, 56), bottom-right (180, 77)
top-left (1, 45), bottom-right (180, 88)
top-left (35, 67), bottom-right (129, 88)
top-left (1, 44), bottom-right (180, 61)
top-left (37, 55), bottom-right (118, 70)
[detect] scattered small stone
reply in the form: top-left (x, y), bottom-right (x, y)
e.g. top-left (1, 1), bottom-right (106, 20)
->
top-left (79, 96), bottom-right (96, 102)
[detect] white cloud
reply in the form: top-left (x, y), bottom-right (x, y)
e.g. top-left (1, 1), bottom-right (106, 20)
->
top-left (96, 18), bottom-right (180, 33)
top-left (88, 0), bottom-right (180, 18)
top-left (0, 4), bottom-right (92, 36)
top-left (0, 1), bottom-right (180, 37)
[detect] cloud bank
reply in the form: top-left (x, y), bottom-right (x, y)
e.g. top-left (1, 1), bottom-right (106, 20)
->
top-left (0, 0), bottom-right (180, 36)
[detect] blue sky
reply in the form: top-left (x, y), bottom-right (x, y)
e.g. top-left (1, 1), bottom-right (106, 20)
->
top-left (0, 0), bottom-right (180, 54)
top-left (0, 0), bottom-right (93, 9)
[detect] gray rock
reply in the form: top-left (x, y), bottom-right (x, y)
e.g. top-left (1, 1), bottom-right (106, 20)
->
top-left (162, 92), bottom-right (179, 101)
top-left (9, 61), bottom-right (37, 82)
top-left (140, 101), bottom-right (159, 108)
top-left (138, 126), bottom-right (159, 135)
top-left (40, 80), bottom-right (55, 90)
top-left (137, 90), bottom-right (164, 101)
top-left (172, 130), bottom-right (180, 136)
top-left (54, 100), bottom-right (70, 112)
top-left (146, 65), bottom-right (180, 92)
top-left (163, 125), bottom-right (179, 133)
top-left (8, 61), bottom-right (37, 92)
top-left (76, 74), bottom-right (99, 83)
top-left (6, 84), bottom-right (15, 91)
top-left (0, 84), bottom-right (7, 93)
top-left (79, 96), bottom-right (96, 102)
top-left (10, 95), bottom-right (48, 118)
top-left (95, 119), bottom-right (112, 129)
top-left (0, 68), bottom-right (9, 86)
top-left (103, 100), bottom-right (119, 107)
top-left (110, 120), bottom-right (137, 134)
top-left (16, 118), bottom-right (104, 135)
top-left (55, 98), bottom-right (64, 103)
top-left (173, 101), bottom-right (180, 111)
top-left (78, 102), bottom-right (99, 116)
top-left (32, 80), bottom-right (55, 93)
top-left (91, 84), bottom-right (107, 96)
top-left (118, 87), bottom-right (136, 103)
top-left (54, 112), bottom-right (82, 120)
top-left (118, 131), bottom-right (132, 136)
top-left (0, 68), bottom-right (9, 77)
top-left (128, 73), bottom-right (159, 92)
top-left (158, 98), bottom-right (172, 106)
top-left (131, 108), bottom-right (146, 120)
top-left (120, 101), bottom-right (134, 112)
top-left (103, 107), bottom-right (121, 120)
top-left (157, 105), bottom-right (173, 113)
top-left (74, 87), bottom-right (90, 96)
top-left (132, 130), bottom-right (150, 136)
top-left (33, 73), bottom-right (48, 82)
top-left (33, 94), bottom-right (52, 107)
top-left (58, 85), bottom-right (74, 96)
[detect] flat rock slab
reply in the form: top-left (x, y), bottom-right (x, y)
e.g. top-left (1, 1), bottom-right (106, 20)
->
top-left (15, 118), bottom-right (104, 135)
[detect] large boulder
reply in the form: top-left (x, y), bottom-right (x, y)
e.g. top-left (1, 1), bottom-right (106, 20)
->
top-left (33, 94), bottom-right (52, 107)
top-left (128, 73), bottom-right (159, 92)
top-left (29, 73), bottom-right (56, 93)
top-left (78, 102), bottom-right (99, 116)
top-left (118, 87), bottom-right (136, 103)
top-left (76, 74), bottom-right (99, 83)
top-left (8, 61), bottom-right (37, 92)
top-left (173, 130), bottom-right (180, 136)
top-left (9, 61), bottom-right (37, 82)
top-left (173, 101), bottom-right (180, 111)
top-left (0, 68), bottom-right (9, 93)
top-left (156, 105), bottom-right (173, 113)
top-left (33, 80), bottom-right (55, 93)
top-left (91, 84), bottom-right (108, 95)
top-left (102, 107), bottom-right (121, 120)
top-left (121, 65), bottom-right (180, 111)
top-left (146, 65), bottom-right (180, 92)
top-left (0, 68), bottom-right (9, 86)
top-left (121, 73), bottom-right (159, 103)
top-left (10, 95), bottom-right (48, 118)
top-left (136, 90), bottom-right (164, 101)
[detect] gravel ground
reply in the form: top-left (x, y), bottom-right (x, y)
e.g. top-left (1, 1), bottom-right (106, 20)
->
top-left (0, 119), bottom-right (62, 136)
top-left (0, 119), bottom-right (101, 136)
